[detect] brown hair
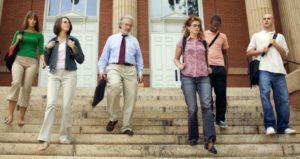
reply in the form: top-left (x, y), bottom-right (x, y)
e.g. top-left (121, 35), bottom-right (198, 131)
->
top-left (182, 16), bottom-right (203, 40)
top-left (22, 11), bottom-right (40, 32)
top-left (53, 17), bottom-right (73, 36)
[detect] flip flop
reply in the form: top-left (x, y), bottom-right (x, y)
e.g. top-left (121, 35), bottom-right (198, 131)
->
top-left (18, 120), bottom-right (25, 127)
top-left (4, 117), bottom-right (13, 125)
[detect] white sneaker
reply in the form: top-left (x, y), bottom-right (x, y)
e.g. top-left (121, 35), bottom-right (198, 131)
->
top-left (217, 121), bottom-right (228, 129)
top-left (284, 128), bottom-right (296, 135)
top-left (266, 127), bottom-right (276, 135)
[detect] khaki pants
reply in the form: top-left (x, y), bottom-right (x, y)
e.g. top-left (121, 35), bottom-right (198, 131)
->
top-left (38, 70), bottom-right (77, 142)
top-left (106, 64), bottom-right (138, 132)
top-left (7, 56), bottom-right (38, 107)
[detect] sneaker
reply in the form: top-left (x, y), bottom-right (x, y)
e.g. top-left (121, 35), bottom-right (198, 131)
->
top-left (60, 137), bottom-right (71, 144)
top-left (189, 139), bottom-right (198, 146)
top-left (217, 121), bottom-right (228, 129)
top-left (284, 128), bottom-right (296, 135)
top-left (266, 127), bottom-right (276, 135)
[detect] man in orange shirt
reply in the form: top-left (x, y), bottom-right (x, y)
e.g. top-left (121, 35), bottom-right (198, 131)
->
top-left (204, 15), bottom-right (229, 128)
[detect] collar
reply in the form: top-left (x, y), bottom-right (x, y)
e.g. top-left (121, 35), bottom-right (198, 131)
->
top-left (261, 30), bottom-right (275, 34)
top-left (186, 36), bottom-right (202, 41)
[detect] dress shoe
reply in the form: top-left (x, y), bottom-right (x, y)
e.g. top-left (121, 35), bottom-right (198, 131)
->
top-left (106, 120), bottom-right (118, 132)
top-left (204, 142), bottom-right (217, 154)
top-left (122, 130), bottom-right (134, 136)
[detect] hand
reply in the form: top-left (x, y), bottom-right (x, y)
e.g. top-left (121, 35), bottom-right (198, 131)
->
top-left (46, 41), bottom-right (55, 49)
top-left (16, 34), bottom-right (23, 42)
top-left (138, 76), bottom-right (143, 83)
top-left (41, 61), bottom-right (47, 69)
top-left (67, 40), bottom-right (75, 49)
top-left (260, 47), bottom-right (269, 55)
top-left (98, 73), bottom-right (106, 81)
top-left (208, 67), bottom-right (213, 74)
top-left (178, 63), bottom-right (185, 70)
top-left (270, 39), bottom-right (278, 47)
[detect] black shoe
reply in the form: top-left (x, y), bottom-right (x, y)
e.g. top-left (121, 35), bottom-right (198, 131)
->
top-left (106, 120), bottom-right (118, 132)
top-left (204, 142), bottom-right (217, 154)
top-left (189, 139), bottom-right (198, 146)
top-left (122, 130), bottom-right (134, 136)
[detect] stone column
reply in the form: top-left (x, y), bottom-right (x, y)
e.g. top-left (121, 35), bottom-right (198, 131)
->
top-left (245, 0), bottom-right (273, 37)
top-left (277, 0), bottom-right (300, 71)
top-left (112, 0), bottom-right (137, 36)
top-left (0, 0), bottom-right (4, 25)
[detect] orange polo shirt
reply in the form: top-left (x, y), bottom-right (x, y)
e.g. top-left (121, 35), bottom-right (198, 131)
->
top-left (204, 30), bottom-right (229, 66)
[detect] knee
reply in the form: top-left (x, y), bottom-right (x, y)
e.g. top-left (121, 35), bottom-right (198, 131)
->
top-left (11, 81), bottom-right (21, 88)
top-left (188, 106), bottom-right (198, 116)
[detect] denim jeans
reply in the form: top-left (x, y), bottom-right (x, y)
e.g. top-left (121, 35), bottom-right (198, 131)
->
top-left (180, 74), bottom-right (216, 143)
top-left (209, 65), bottom-right (227, 122)
top-left (259, 70), bottom-right (290, 133)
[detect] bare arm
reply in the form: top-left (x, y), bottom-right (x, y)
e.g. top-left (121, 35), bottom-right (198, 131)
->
top-left (222, 49), bottom-right (228, 71)
top-left (174, 46), bottom-right (185, 70)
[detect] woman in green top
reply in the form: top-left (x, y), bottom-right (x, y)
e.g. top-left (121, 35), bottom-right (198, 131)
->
top-left (4, 11), bottom-right (46, 126)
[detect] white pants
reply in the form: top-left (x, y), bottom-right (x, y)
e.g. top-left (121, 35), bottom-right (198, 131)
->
top-left (38, 70), bottom-right (77, 142)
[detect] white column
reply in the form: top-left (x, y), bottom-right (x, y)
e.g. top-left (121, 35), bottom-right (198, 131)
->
top-left (112, 0), bottom-right (137, 36)
top-left (245, 0), bottom-right (273, 37)
top-left (277, 0), bottom-right (300, 71)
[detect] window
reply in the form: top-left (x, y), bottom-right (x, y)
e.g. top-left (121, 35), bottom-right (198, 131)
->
top-left (151, 0), bottom-right (199, 18)
top-left (48, 0), bottom-right (97, 16)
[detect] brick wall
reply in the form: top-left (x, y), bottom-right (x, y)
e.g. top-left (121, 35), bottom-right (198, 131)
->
top-left (137, 0), bottom-right (150, 87)
top-left (0, 0), bottom-right (285, 87)
top-left (0, 0), bottom-right (45, 86)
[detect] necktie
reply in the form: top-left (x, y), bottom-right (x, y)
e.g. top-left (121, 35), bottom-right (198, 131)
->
top-left (118, 35), bottom-right (127, 64)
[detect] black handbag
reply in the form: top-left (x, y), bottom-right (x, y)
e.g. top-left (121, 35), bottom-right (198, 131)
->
top-left (248, 33), bottom-right (278, 86)
top-left (4, 31), bottom-right (24, 72)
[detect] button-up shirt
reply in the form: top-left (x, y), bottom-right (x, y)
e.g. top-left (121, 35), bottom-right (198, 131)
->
top-left (98, 33), bottom-right (144, 76)
top-left (177, 36), bottom-right (208, 77)
top-left (247, 30), bottom-right (289, 74)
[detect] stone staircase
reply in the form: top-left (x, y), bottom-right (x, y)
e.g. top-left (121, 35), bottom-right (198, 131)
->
top-left (0, 87), bottom-right (299, 159)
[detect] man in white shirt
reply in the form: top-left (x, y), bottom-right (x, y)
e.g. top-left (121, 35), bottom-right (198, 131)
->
top-left (247, 14), bottom-right (296, 135)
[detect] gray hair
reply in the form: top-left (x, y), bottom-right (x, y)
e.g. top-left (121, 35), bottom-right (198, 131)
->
top-left (119, 15), bottom-right (134, 28)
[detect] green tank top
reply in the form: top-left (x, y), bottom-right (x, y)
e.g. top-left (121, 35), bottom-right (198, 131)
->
top-left (10, 31), bottom-right (44, 59)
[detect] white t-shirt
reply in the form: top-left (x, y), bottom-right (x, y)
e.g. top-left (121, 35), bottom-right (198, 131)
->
top-left (56, 41), bottom-right (66, 69)
top-left (247, 30), bottom-right (289, 74)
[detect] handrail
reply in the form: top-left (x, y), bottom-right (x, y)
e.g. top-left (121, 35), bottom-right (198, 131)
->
top-left (285, 60), bottom-right (300, 65)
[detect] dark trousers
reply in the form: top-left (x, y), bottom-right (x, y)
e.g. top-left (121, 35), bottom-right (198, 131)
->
top-left (209, 65), bottom-right (227, 123)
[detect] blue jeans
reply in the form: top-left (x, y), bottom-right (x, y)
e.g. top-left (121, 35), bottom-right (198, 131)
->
top-left (259, 71), bottom-right (290, 133)
top-left (180, 74), bottom-right (216, 143)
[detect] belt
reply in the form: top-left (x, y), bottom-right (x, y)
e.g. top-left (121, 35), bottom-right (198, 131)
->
top-left (111, 63), bottom-right (134, 66)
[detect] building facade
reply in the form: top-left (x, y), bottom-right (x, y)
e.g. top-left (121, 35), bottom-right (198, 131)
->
top-left (0, 0), bottom-right (299, 87)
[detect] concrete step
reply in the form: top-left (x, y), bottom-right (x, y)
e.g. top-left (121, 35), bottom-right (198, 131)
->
top-left (0, 124), bottom-right (299, 135)
top-left (0, 143), bottom-right (299, 157)
top-left (1, 110), bottom-right (298, 120)
top-left (0, 87), bottom-right (260, 97)
top-left (1, 117), bottom-right (300, 126)
top-left (0, 96), bottom-right (265, 109)
top-left (1, 133), bottom-right (300, 145)
top-left (0, 156), bottom-right (298, 159)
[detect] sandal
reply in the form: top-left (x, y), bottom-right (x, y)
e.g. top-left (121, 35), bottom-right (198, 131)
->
top-left (4, 116), bottom-right (13, 125)
top-left (204, 140), bottom-right (218, 154)
top-left (18, 120), bottom-right (25, 127)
